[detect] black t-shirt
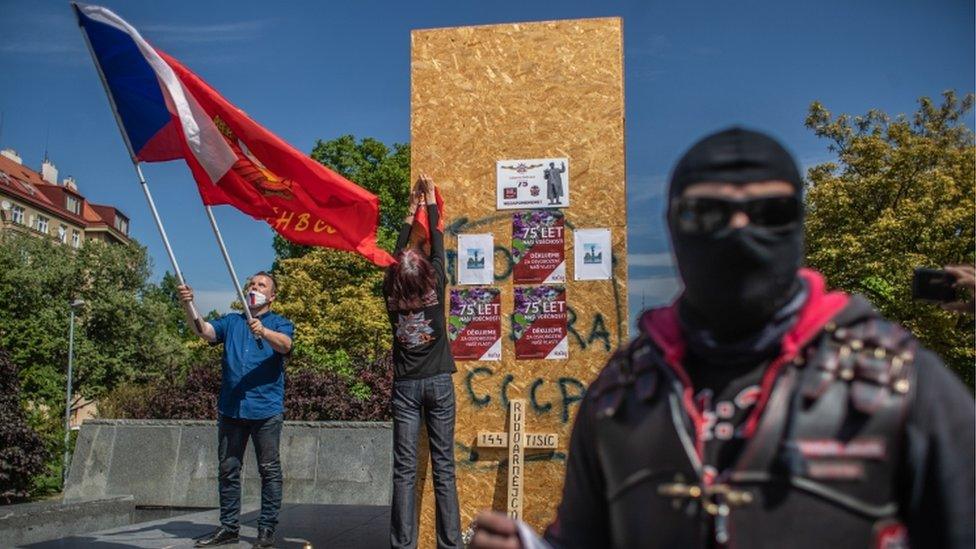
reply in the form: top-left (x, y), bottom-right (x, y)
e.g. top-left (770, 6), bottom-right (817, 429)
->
top-left (386, 204), bottom-right (457, 380)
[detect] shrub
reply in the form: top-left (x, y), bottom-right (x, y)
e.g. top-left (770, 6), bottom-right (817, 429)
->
top-left (285, 354), bottom-right (392, 421)
top-left (99, 353), bottom-right (393, 422)
top-left (0, 349), bottom-right (46, 504)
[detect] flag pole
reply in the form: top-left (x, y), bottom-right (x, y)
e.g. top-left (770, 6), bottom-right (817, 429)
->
top-left (203, 205), bottom-right (254, 323)
top-left (202, 206), bottom-right (263, 348)
top-left (77, 14), bottom-right (201, 329)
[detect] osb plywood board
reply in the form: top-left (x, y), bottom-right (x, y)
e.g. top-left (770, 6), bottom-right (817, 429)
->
top-left (410, 17), bottom-right (626, 545)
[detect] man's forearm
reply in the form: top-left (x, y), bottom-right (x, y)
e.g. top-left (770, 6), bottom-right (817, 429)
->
top-left (182, 302), bottom-right (215, 342)
top-left (262, 329), bottom-right (292, 355)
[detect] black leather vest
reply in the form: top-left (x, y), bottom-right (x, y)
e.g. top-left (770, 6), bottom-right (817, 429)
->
top-left (586, 299), bottom-right (916, 549)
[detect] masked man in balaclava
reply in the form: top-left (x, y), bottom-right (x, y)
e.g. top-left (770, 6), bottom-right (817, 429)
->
top-left (469, 128), bottom-right (975, 549)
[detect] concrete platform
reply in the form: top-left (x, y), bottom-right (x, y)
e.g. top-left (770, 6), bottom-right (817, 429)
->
top-left (22, 504), bottom-right (390, 549)
top-left (66, 420), bottom-right (393, 509)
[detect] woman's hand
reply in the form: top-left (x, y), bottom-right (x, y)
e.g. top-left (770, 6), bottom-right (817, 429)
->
top-left (407, 186), bottom-right (421, 218)
top-left (419, 173), bottom-right (437, 204)
top-left (405, 177), bottom-right (430, 223)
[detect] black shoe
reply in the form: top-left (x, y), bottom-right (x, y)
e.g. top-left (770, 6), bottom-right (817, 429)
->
top-left (253, 527), bottom-right (275, 548)
top-left (194, 526), bottom-right (239, 547)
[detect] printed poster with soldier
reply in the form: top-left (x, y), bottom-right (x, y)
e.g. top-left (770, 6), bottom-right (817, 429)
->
top-left (495, 157), bottom-right (570, 209)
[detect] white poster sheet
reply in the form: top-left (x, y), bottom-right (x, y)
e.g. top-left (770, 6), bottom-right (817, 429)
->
top-left (496, 157), bottom-right (570, 210)
top-left (457, 233), bottom-right (495, 285)
top-left (574, 228), bottom-right (612, 280)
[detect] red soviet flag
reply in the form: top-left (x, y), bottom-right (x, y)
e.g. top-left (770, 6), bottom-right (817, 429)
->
top-left (408, 187), bottom-right (445, 253)
top-left (159, 51), bottom-right (394, 267)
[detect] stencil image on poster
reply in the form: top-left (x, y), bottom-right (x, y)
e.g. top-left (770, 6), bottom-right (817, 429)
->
top-left (457, 233), bottom-right (494, 285)
top-left (448, 287), bottom-right (502, 361)
top-left (496, 157), bottom-right (569, 210)
top-left (574, 228), bottom-right (612, 280)
top-left (513, 285), bottom-right (568, 360)
top-left (512, 210), bottom-right (566, 284)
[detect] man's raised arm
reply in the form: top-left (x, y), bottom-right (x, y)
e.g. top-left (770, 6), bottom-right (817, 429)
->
top-left (178, 284), bottom-right (217, 343)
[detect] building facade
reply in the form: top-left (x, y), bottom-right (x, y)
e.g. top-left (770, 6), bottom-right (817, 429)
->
top-left (0, 148), bottom-right (130, 246)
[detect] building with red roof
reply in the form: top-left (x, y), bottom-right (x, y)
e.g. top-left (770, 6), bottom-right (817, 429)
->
top-left (0, 148), bottom-right (130, 246)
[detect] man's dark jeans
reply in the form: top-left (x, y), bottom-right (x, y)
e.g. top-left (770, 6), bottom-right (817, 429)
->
top-left (217, 413), bottom-right (283, 531)
top-left (390, 373), bottom-right (461, 549)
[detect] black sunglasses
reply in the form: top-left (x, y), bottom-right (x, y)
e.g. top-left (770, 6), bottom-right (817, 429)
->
top-left (670, 195), bottom-right (801, 234)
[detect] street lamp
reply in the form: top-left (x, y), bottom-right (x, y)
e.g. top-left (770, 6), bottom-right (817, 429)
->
top-left (63, 298), bottom-right (85, 489)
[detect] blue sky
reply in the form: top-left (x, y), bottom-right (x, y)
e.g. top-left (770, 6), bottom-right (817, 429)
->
top-left (1, 0), bottom-right (973, 322)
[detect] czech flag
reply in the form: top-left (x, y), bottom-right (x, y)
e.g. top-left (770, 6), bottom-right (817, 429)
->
top-left (74, 3), bottom-right (394, 266)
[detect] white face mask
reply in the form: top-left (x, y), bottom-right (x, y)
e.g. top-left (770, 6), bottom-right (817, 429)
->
top-left (247, 290), bottom-right (268, 309)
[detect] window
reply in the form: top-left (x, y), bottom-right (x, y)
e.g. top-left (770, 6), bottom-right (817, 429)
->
top-left (11, 205), bottom-right (24, 224)
top-left (72, 230), bottom-right (80, 248)
top-left (36, 215), bottom-right (49, 234)
top-left (115, 216), bottom-right (129, 235)
top-left (66, 196), bottom-right (80, 215)
top-left (58, 224), bottom-right (67, 243)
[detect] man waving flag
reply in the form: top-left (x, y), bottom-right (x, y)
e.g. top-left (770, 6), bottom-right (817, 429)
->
top-left (74, 3), bottom-right (394, 266)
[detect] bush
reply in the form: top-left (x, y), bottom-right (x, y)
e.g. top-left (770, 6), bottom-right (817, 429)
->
top-left (0, 348), bottom-right (46, 504)
top-left (100, 353), bottom-right (393, 422)
top-left (285, 354), bottom-right (393, 421)
top-left (144, 362), bottom-right (223, 420)
top-left (94, 383), bottom-right (155, 420)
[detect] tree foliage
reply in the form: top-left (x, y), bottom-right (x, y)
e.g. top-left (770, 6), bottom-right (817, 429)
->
top-left (804, 91), bottom-right (975, 385)
top-left (0, 234), bottom-right (191, 405)
top-left (274, 248), bottom-right (391, 362)
top-left (0, 233), bottom-right (192, 495)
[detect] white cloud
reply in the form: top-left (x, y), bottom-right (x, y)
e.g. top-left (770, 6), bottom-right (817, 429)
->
top-left (626, 216), bottom-right (671, 239)
top-left (195, 289), bottom-right (238, 315)
top-left (141, 20), bottom-right (268, 44)
top-left (628, 173), bottom-right (669, 202)
top-left (627, 35), bottom-right (671, 58)
top-left (629, 253), bottom-right (674, 268)
top-left (0, 41), bottom-right (80, 54)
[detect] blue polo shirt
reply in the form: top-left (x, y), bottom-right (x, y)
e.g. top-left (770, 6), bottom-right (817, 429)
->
top-left (209, 311), bottom-right (294, 419)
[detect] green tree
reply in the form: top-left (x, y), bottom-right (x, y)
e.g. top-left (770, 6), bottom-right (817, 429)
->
top-left (273, 248), bottom-right (391, 365)
top-left (0, 233), bottom-right (191, 494)
top-left (804, 91), bottom-right (975, 386)
top-left (273, 135), bottom-right (411, 263)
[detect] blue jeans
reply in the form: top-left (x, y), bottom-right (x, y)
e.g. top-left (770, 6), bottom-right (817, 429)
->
top-left (390, 373), bottom-right (461, 549)
top-left (217, 413), bottom-right (283, 531)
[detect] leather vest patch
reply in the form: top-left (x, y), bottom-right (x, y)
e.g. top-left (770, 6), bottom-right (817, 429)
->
top-left (797, 438), bottom-right (887, 460)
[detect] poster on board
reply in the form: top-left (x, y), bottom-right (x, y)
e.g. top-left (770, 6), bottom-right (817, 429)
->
top-left (448, 287), bottom-right (502, 361)
top-left (512, 210), bottom-right (566, 284)
top-left (457, 233), bottom-right (494, 285)
top-left (496, 157), bottom-right (569, 209)
top-left (513, 285), bottom-right (568, 360)
top-left (574, 228), bottom-right (612, 280)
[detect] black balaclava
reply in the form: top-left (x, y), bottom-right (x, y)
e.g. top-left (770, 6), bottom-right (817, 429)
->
top-left (667, 127), bottom-right (805, 341)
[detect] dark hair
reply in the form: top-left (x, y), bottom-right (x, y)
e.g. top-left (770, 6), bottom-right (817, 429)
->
top-left (383, 248), bottom-right (436, 311)
top-left (251, 271), bottom-right (278, 294)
